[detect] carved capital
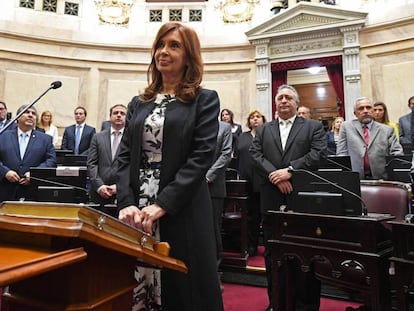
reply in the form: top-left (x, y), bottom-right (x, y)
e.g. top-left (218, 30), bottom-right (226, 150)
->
top-left (257, 83), bottom-right (269, 91)
top-left (345, 74), bottom-right (361, 83)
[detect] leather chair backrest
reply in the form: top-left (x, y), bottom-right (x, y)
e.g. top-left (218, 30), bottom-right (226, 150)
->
top-left (360, 180), bottom-right (412, 221)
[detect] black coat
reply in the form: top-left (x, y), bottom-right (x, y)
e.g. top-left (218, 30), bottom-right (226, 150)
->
top-left (249, 117), bottom-right (327, 213)
top-left (117, 89), bottom-right (224, 311)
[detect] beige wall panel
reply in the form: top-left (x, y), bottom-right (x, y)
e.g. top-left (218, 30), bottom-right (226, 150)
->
top-left (360, 37), bottom-right (414, 123)
top-left (3, 70), bottom-right (82, 129)
top-left (382, 61), bottom-right (414, 122)
top-left (100, 79), bottom-right (147, 125)
top-left (203, 69), bottom-right (255, 130)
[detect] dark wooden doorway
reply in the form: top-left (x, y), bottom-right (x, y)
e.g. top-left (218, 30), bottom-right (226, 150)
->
top-left (293, 82), bottom-right (341, 131)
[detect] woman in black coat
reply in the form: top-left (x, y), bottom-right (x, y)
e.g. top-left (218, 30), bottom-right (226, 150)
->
top-left (117, 22), bottom-right (223, 311)
top-left (236, 109), bottom-right (266, 256)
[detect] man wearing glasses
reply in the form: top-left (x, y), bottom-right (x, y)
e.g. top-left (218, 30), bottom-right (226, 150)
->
top-left (0, 101), bottom-right (11, 131)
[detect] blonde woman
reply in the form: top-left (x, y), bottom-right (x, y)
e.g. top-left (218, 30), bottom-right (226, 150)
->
top-left (38, 110), bottom-right (58, 146)
top-left (327, 116), bottom-right (344, 155)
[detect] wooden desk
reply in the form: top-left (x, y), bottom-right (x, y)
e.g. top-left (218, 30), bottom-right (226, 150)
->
top-left (389, 220), bottom-right (414, 311)
top-left (268, 211), bottom-right (394, 311)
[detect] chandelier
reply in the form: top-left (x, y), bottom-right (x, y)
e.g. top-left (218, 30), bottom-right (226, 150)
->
top-left (94, 0), bottom-right (134, 25)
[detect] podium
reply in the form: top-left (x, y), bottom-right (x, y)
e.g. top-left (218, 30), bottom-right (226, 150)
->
top-left (0, 201), bottom-right (187, 311)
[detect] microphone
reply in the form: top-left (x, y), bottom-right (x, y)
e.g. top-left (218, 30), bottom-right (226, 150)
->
top-left (289, 168), bottom-right (368, 216)
top-left (0, 81), bottom-right (63, 135)
top-left (51, 81), bottom-right (62, 89)
top-left (319, 154), bottom-right (352, 171)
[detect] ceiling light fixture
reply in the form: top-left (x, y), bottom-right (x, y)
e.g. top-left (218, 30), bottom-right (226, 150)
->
top-left (308, 66), bottom-right (322, 75)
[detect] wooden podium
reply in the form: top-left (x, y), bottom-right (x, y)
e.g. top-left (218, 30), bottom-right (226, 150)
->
top-left (0, 201), bottom-right (187, 311)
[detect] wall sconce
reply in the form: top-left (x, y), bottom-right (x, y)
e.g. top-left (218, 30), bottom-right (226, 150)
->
top-left (94, 0), bottom-right (134, 25)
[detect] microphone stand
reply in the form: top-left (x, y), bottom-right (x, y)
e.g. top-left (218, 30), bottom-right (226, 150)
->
top-left (385, 156), bottom-right (412, 167)
top-left (29, 176), bottom-right (89, 195)
top-left (0, 81), bottom-right (62, 135)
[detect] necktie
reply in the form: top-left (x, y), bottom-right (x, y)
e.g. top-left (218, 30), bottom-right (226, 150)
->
top-left (363, 125), bottom-right (370, 171)
top-left (74, 125), bottom-right (81, 155)
top-left (112, 131), bottom-right (120, 160)
top-left (20, 133), bottom-right (28, 160)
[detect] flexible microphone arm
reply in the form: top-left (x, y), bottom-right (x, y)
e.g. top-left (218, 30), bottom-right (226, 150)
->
top-left (290, 168), bottom-right (368, 216)
top-left (30, 175), bottom-right (89, 195)
top-left (320, 154), bottom-right (352, 171)
top-left (385, 156), bottom-right (412, 167)
top-left (0, 81), bottom-right (62, 135)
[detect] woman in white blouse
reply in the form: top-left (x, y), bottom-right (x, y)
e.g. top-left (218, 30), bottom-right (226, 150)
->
top-left (38, 110), bottom-right (59, 147)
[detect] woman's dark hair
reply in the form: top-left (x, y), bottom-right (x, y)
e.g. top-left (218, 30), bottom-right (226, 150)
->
top-left (220, 108), bottom-right (234, 126)
top-left (141, 22), bottom-right (203, 103)
top-left (373, 101), bottom-right (389, 124)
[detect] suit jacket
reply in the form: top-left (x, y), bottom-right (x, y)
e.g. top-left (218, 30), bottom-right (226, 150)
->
top-left (207, 121), bottom-right (232, 198)
top-left (249, 117), bottom-right (326, 213)
top-left (100, 120), bottom-right (111, 131)
top-left (61, 124), bottom-right (96, 155)
top-left (326, 131), bottom-right (337, 155)
top-left (337, 119), bottom-right (403, 179)
top-left (117, 90), bottom-right (223, 311)
top-left (0, 129), bottom-right (56, 201)
top-left (87, 129), bottom-right (121, 204)
top-left (399, 112), bottom-right (411, 144)
top-left (0, 119), bottom-right (12, 132)
top-left (236, 130), bottom-right (262, 193)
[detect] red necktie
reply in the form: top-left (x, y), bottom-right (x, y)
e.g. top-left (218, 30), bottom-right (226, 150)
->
top-left (363, 125), bottom-right (370, 171)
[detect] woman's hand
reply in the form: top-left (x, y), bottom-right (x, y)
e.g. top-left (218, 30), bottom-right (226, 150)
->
top-left (140, 204), bottom-right (166, 234)
top-left (118, 204), bottom-right (166, 234)
top-left (119, 205), bottom-right (143, 228)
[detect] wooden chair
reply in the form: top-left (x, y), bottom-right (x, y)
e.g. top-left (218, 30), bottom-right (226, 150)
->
top-left (221, 171), bottom-right (250, 268)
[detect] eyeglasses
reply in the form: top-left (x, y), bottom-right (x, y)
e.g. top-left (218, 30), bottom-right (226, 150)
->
top-left (0, 108), bottom-right (5, 111)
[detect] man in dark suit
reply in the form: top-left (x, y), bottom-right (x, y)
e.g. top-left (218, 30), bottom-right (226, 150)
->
top-left (206, 120), bottom-right (232, 290)
top-left (87, 104), bottom-right (127, 205)
top-left (100, 120), bottom-right (111, 131)
top-left (250, 84), bottom-right (326, 311)
top-left (61, 106), bottom-right (96, 155)
top-left (0, 101), bottom-right (11, 132)
top-left (399, 96), bottom-right (414, 145)
top-left (0, 105), bottom-right (56, 201)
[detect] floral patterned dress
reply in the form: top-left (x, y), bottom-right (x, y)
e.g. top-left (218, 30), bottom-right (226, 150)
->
top-left (132, 94), bottom-right (174, 311)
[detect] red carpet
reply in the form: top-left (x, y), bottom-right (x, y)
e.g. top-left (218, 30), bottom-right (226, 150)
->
top-left (222, 282), bottom-right (362, 311)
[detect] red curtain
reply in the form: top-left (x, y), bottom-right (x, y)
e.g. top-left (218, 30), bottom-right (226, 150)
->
top-left (271, 71), bottom-right (287, 118)
top-left (270, 55), bottom-right (344, 119)
top-left (326, 64), bottom-right (344, 117)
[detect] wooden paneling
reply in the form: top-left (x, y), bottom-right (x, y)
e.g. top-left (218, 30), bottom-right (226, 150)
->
top-left (293, 82), bottom-right (341, 130)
